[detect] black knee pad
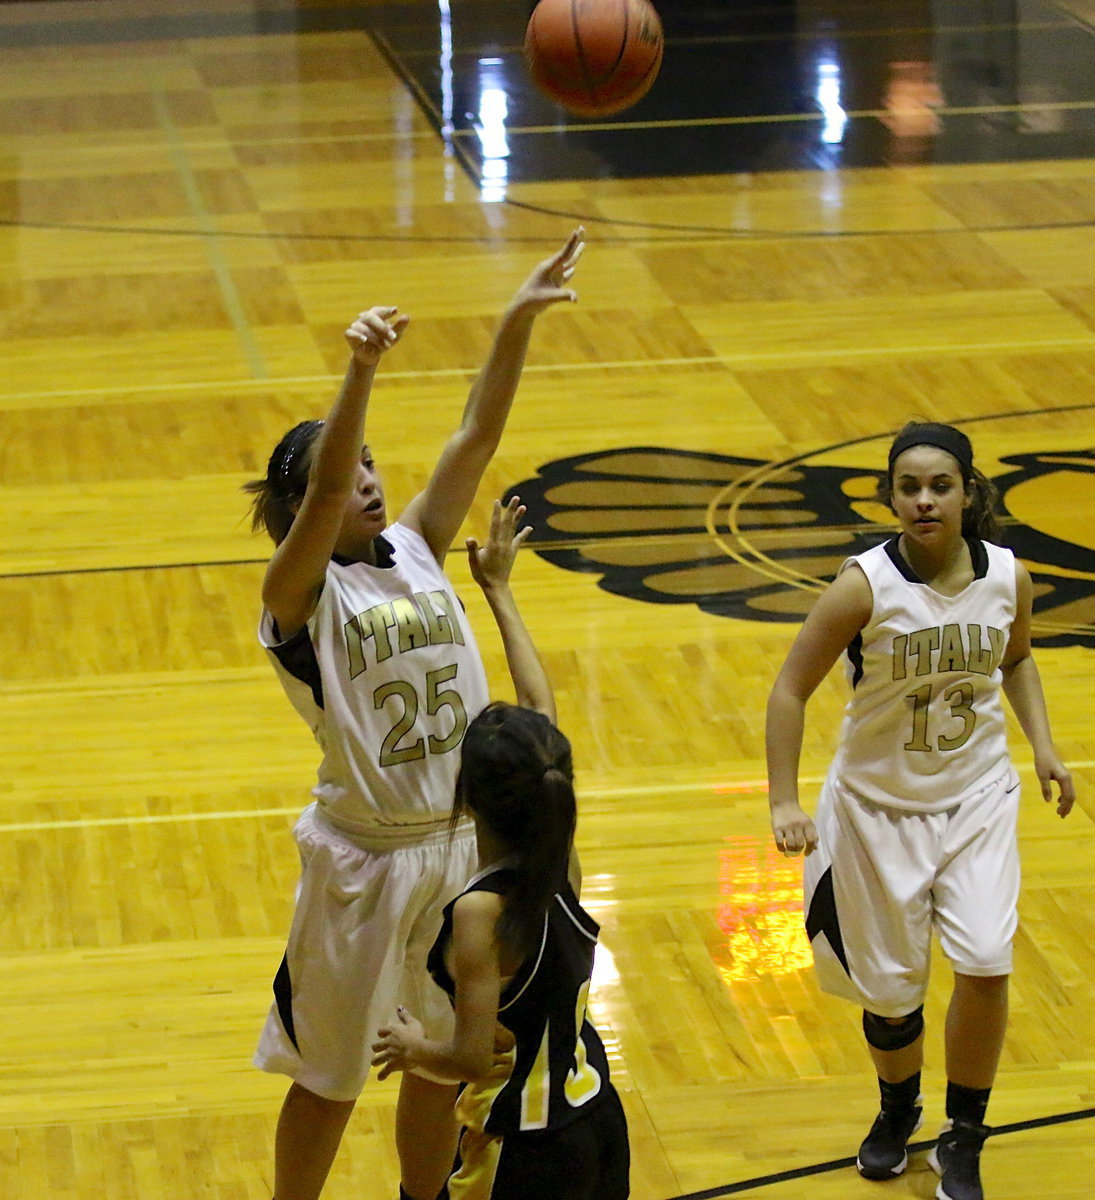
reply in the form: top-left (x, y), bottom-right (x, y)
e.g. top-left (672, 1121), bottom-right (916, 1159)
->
top-left (862, 1006), bottom-right (924, 1052)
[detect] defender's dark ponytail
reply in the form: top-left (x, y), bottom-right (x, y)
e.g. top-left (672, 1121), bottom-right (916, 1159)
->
top-left (453, 703), bottom-right (576, 960)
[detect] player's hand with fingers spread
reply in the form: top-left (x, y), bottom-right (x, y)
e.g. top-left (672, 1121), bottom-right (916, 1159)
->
top-left (1035, 750), bottom-right (1075, 818)
top-left (770, 799), bottom-right (819, 857)
top-left (510, 227), bottom-right (585, 314)
top-left (344, 305), bottom-right (411, 366)
top-left (370, 1006), bottom-right (424, 1081)
top-left (466, 497), bottom-right (532, 592)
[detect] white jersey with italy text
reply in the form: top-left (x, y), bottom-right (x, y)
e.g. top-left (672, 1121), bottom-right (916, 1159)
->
top-left (259, 523), bottom-right (489, 835)
top-left (830, 537), bottom-right (1016, 813)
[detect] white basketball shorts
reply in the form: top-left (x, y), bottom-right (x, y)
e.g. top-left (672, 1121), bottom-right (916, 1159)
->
top-left (803, 765), bottom-right (1021, 1017)
top-left (254, 802), bottom-right (477, 1100)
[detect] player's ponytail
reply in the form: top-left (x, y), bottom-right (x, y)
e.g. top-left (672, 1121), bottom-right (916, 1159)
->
top-left (961, 466), bottom-right (1001, 542)
top-left (453, 703), bottom-right (576, 959)
top-left (242, 419), bottom-right (325, 543)
top-left (509, 763), bottom-right (576, 956)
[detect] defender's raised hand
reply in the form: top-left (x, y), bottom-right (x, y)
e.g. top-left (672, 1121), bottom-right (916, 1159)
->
top-left (510, 227), bottom-right (585, 314)
top-left (466, 497), bottom-right (532, 593)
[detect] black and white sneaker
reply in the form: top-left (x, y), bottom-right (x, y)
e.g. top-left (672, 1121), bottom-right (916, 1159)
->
top-left (928, 1119), bottom-right (990, 1200)
top-left (856, 1103), bottom-right (923, 1179)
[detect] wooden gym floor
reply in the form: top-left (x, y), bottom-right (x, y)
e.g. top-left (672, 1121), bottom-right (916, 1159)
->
top-left (0, 1), bottom-right (1093, 1197)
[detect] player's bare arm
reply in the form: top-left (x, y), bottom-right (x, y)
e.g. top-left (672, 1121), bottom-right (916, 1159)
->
top-left (767, 565), bottom-right (873, 855)
top-left (467, 497), bottom-right (556, 723)
top-left (1001, 562), bottom-right (1075, 817)
top-left (262, 307), bottom-right (407, 638)
top-left (401, 229), bottom-right (585, 564)
top-left (371, 891), bottom-right (504, 1084)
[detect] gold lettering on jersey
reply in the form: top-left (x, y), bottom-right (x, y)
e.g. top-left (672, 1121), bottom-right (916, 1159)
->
top-left (345, 604), bottom-right (397, 677)
top-left (966, 624), bottom-right (993, 674)
top-left (391, 597), bottom-right (429, 653)
top-left (890, 623), bottom-right (1008, 681)
top-left (415, 591), bottom-right (454, 645)
top-left (892, 634), bottom-right (909, 680)
top-left (431, 589), bottom-right (466, 646)
top-left (986, 625), bottom-right (1006, 671)
top-left (937, 623), bottom-right (966, 673)
top-left (907, 628), bottom-right (940, 675)
top-left (344, 590), bottom-right (467, 676)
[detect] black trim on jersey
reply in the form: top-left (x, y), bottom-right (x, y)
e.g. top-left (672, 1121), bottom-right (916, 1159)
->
top-left (883, 535), bottom-right (988, 583)
top-left (428, 863), bottom-right (610, 1138)
top-left (499, 912), bottom-right (549, 1014)
top-left (804, 867), bottom-right (849, 976)
top-left (332, 532), bottom-right (396, 570)
top-left (847, 632), bottom-right (864, 688)
top-left (968, 536), bottom-right (989, 579)
top-left (270, 623), bottom-right (324, 710)
top-left (273, 953), bottom-right (299, 1050)
top-left (267, 532), bottom-right (399, 709)
top-left (883, 537), bottom-right (919, 581)
top-left (428, 866), bottom-right (554, 1009)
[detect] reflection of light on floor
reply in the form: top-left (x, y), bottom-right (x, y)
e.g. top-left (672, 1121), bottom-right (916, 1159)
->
top-left (591, 934), bottom-right (619, 988)
top-left (716, 837), bottom-right (813, 983)
top-left (594, 1027), bottom-right (630, 1081)
top-left (474, 64), bottom-right (510, 203)
top-left (816, 59), bottom-right (846, 144)
top-left (587, 917), bottom-right (627, 1077)
top-left (578, 872), bottom-right (617, 912)
top-left (436, 0), bottom-right (457, 200)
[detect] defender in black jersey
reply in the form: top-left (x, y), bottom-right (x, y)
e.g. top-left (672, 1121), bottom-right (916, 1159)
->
top-left (371, 499), bottom-right (630, 1200)
top-left (428, 865), bottom-right (628, 1199)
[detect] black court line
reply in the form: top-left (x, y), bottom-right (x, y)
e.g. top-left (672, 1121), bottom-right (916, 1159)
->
top-left (6, 403), bottom-right (1085, 585)
top-left (669, 1106), bottom-right (1095, 1199)
top-left (1, 214), bottom-right (1093, 242)
top-left (721, 400), bottom-right (1095, 484)
top-left (0, 4), bottom-right (379, 47)
top-left (499, 196), bottom-right (1095, 239)
top-left (0, 558), bottom-right (267, 582)
top-left (3, 401), bottom-right (1092, 585)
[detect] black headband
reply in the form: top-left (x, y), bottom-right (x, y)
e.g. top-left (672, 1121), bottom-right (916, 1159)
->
top-left (888, 423), bottom-right (973, 480)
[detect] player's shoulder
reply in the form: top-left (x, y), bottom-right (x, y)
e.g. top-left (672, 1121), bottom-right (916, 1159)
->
top-left (828, 555), bottom-right (875, 611)
top-left (975, 538), bottom-right (1019, 588)
top-left (451, 887), bottom-right (506, 943)
top-left (383, 521), bottom-right (435, 561)
top-left (457, 880), bottom-right (506, 907)
top-left (380, 521), bottom-right (413, 547)
top-left (553, 883), bottom-right (601, 942)
top-left (981, 538), bottom-right (1016, 567)
top-left (833, 539), bottom-right (893, 589)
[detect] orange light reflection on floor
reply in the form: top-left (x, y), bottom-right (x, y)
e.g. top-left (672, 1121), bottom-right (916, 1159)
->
top-left (715, 837), bottom-right (813, 983)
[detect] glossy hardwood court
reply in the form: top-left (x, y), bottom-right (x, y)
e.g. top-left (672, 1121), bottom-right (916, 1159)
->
top-left (1, 1), bottom-right (1093, 1198)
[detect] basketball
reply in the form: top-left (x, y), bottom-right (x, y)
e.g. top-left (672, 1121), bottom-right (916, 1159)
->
top-left (525, 0), bottom-right (664, 119)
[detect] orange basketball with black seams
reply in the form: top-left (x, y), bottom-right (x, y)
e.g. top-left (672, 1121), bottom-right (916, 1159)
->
top-left (525, 0), bottom-right (664, 119)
